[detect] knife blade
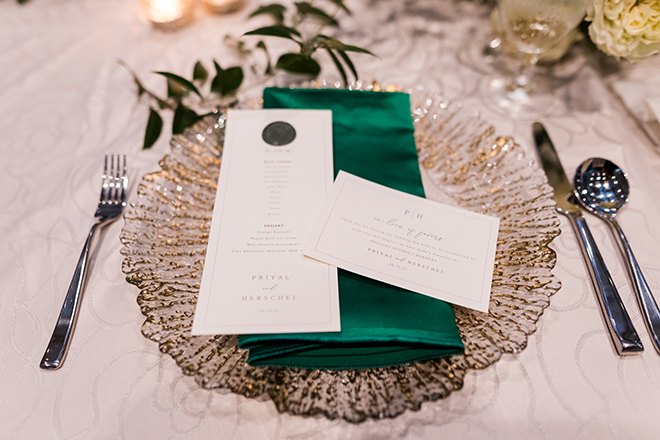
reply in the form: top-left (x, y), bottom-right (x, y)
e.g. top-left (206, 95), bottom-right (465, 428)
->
top-left (532, 122), bottom-right (643, 355)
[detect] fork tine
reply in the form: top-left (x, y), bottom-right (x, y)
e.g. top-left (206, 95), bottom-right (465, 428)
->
top-left (120, 154), bottom-right (127, 205)
top-left (109, 154), bottom-right (127, 205)
top-left (100, 154), bottom-right (110, 204)
top-left (113, 154), bottom-right (120, 204)
top-left (99, 154), bottom-right (127, 206)
top-left (115, 154), bottom-right (123, 204)
top-left (110, 154), bottom-right (118, 204)
top-left (108, 154), bottom-right (115, 204)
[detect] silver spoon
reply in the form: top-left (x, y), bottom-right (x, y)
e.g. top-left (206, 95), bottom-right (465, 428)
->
top-left (574, 158), bottom-right (660, 354)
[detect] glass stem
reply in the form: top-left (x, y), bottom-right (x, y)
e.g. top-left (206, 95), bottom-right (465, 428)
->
top-left (509, 52), bottom-right (540, 98)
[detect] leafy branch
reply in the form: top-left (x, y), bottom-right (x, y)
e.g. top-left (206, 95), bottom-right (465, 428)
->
top-left (244, 0), bottom-right (374, 86)
top-left (124, 0), bottom-right (374, 149)
top-left (120, 59), bottom-right (242, 149)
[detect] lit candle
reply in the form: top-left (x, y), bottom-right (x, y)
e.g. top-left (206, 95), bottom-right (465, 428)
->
top-left (200, 0), bottom-right (245, 14)
top-left (142, 0), bottom-right (194, 29)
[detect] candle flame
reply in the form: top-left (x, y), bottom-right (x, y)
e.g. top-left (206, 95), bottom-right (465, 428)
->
top-left (147, 0), bottom-right (187, 23)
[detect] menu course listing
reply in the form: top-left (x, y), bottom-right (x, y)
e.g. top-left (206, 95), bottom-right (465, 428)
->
top-left (192, 110), bottom-right (340, 335)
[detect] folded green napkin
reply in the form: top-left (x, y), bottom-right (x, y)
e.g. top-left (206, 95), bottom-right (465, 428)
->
top-left (238, 87), bottom-right (464, 369)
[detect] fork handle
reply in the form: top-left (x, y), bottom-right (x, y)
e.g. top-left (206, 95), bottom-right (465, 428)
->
top-left (40, 222), bottom-right (101, 370)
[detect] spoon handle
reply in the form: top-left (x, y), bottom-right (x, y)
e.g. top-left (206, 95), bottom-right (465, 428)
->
top-left (568, 213), bottom-right (644, 355)
top-left (609, 219), bottom-right (660, 354)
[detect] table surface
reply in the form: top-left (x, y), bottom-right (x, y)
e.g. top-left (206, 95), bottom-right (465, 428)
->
top-left (2, 0), bottom-right (660, 438)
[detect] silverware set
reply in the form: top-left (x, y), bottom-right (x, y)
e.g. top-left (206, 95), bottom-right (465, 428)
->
top-left (40, 154), bottom-right (128, 370)
top-left (40, 127), bottom-right (658, 370)
top-left (533, 123), bottom-right (660, 355)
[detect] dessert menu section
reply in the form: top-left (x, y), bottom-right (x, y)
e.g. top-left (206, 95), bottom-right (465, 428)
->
top-left (192, 110), bottom-right (340, 335)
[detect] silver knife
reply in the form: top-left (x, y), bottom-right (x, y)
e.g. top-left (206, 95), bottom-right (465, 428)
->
top-left (532, 122), bottom-right (643, 355)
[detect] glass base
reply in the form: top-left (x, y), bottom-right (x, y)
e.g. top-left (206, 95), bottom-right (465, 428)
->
top-left (479, 73), bottom-right (556, 120)
top-left (457, 26), bottom-right (518, 77)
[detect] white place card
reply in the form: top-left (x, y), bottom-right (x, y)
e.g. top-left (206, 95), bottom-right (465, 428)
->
top-left (303, 171), bottom-right (500, 312)
top-left (192, 109), bottom-right (340, 335)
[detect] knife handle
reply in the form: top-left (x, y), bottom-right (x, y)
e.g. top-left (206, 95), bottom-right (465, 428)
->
top-left (567, 213), bottom-right (643, 355)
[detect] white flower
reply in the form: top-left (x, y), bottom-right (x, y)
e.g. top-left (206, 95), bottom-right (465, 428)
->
top-left (586, 0), bottom-right (660, 61)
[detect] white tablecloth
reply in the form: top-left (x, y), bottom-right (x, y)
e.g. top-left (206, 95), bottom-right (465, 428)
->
top-left (2, 0), bottom-right (660, 438)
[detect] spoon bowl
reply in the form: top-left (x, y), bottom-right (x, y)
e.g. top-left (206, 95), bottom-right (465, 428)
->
top-left (574, 157), bottom-right (660, 354)
top-left (574, 158), bottom-right (629, 219)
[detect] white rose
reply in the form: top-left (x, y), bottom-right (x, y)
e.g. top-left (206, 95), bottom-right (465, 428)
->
top-left (587, 0), bottom-right (660, 61)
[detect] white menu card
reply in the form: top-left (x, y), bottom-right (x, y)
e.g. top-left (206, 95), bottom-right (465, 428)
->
top-left (303, 171), bottom-right (500, 312)
top-left (192, 110), bottom-right (340, 335)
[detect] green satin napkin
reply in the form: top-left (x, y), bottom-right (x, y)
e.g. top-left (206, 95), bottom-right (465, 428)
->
top-left (238, 87), bottom-right (464, 369)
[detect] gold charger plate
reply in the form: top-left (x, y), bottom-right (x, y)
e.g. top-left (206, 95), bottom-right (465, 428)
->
top-left (120, 82), bottom-right (561, 422)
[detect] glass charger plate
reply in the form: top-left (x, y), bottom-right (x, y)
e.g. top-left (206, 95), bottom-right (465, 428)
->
top-left (120, 83), bottom-right (561, 423)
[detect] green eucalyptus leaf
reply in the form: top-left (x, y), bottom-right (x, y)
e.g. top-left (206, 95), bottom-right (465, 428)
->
top-left (167, 78), bottom-right (186, 100)
top-left (155, 96), bottom-right (170, 110)
top-left (134, 78), bottom-right (147, 98)
top-left (339, 43), bottom-right (374, 55)
top-left (172, 103), bottom-right (200, 135)
top-left (317, 36), bottom-right (375, 55)
top-left (256, 41), bottom-right (273, 75)
top-left (326, 49), bottom-right (347, 87)
top-left (338, 49), bottom-right (358, 80)
top-left (224, 35), bottom-right (251, 55)
top-left (118, 60), bottom-right (147, 98)
top-left (243, 25), bottom-right (301, 41)
top-left (249, 4), bottom-right (287, 23)
top-left (237, 40), bottom-right (249, 54)
top-left (325, 0), bottom-right (351, 15)
top-left (144, 108), bottom-right (163, 150)
top-left (154, 71), bottom-right (202, 99)
top-left (295, 2), bottom-right (339, 27)
top-left (193, 61), bottom-right (208, 83)
top-left (210, 61), bottom-right (244, 96)
top-left (276, 53), bottom-right (321, 76)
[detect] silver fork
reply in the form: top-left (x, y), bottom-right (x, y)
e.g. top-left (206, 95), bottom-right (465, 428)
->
top-left (40, 154), bottom-right (128, 370)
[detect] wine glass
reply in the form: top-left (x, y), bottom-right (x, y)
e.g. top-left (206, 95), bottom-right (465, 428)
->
top-left (480, 0), bottom-right (589, 120)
